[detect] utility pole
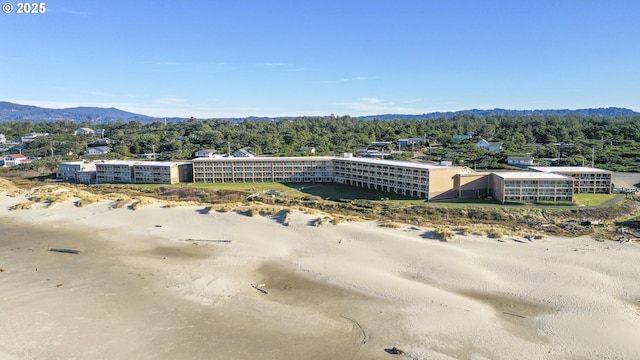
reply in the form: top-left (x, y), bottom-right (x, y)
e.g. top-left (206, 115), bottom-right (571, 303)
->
top-left (591, 147), bottom-right (595, 168)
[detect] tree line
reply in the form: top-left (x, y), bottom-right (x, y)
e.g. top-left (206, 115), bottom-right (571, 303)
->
top-left (3, 114), bottom-right (640, 172)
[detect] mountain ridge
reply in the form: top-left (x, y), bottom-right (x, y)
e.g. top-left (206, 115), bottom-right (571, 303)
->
top-left (0, 101), bottom-right (637, 123)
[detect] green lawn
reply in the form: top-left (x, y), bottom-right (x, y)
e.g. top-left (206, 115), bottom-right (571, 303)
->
top-left (573, 193), bottom-right (618, 206)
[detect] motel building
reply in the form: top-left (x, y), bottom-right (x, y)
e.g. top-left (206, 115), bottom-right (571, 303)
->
top-left (192, 154), bottom-right (470, 201)
top-left (59, 156), bottom-right (612, 205)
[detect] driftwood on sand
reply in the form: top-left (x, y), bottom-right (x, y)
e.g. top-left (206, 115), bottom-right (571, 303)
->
top-left (181, 239), bottom-right (232, 243)
top-left (48, 248), bottom-right (80, 254)
top-left (251, 283), bottom-right (269, 294)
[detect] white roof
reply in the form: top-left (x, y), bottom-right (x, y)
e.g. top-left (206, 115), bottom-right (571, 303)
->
top-left (529, 166), bottom-right (611, 174)
top-left (95, 160), bottom-right (191, 167)
top-left (334, 156), bottom-right (460, 170)
top-left (193, 156), bottom-right (334, 162)
top-left (493, 172), bottom-right (573, 180)
top-left (133, 161), bottom-right (191, 167)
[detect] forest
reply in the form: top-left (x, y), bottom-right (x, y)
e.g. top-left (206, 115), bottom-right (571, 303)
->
top-left (3, 114), bottom-right (640, 172)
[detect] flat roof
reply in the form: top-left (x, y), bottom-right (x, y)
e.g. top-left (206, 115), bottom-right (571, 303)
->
top-left (192, 155), bottom-right (463, 170)
top-left (529, 166), bottom-right (611, 174)
top-left (95, 160), bottom-right (135, 166)
top-left (95, 160), bottom-right (190, 166)
top-left (334, 156), bottom-right (460, 170)
top-left (493, 172), bottom-right (573, 180)
top-left (193, 156), bottom-right (334, 162)
top-left (133, 161), bottom-right (191, 166)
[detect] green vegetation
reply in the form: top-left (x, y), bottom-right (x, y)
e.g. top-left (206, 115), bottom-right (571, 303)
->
top-left (573, 193), bottom-right (618, 206)
top-left (4, 113), bottom-right (640, 171)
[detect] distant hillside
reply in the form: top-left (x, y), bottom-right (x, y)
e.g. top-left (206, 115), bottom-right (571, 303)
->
top-left (1, 101), bottom-right (638, 123)
top-left (355, 107), bottom-right (640, 121)
top-left (0, 102), bottom-right (160, 123)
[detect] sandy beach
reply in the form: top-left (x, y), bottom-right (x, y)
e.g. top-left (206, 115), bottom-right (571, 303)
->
top-left (1, 189), bottom-right (640, 360)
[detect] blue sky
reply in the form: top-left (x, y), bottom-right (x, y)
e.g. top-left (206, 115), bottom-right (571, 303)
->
top-left (2, 0), bottom-right (639, 118)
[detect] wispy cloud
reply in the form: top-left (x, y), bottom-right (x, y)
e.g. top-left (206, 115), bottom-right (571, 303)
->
top-left (361, 97), bottom-right (384, 104)
top-left (48, 8), bottom-right (89, 17)
top-left (338, 97), bottom-right (427, 115)
top-left (154, 61), bottom-right (188, 66)
top-left (258, 62), bottom-right (294, 68)
top-left (152, 97), bottom-right (188, 104)
top-left (311, 76), bottom-right (376, 84)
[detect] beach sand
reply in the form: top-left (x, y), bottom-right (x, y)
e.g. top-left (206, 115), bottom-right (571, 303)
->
top-left (1, 191), bottom-right (640, 359)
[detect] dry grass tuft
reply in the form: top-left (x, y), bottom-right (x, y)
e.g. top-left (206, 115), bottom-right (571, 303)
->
top-left (10, 201), bottom-right (35, 210)
top-left (130, 196), bottom-right (159, 210)
top-left (110, 198), bottom-right (132, 209)
top-left (487, 228), bottom-right (504, 239)
top-left (0, 178), bottom-right (25, 197)
top-left (312, 216), bottom-right (332, 227)
top-left (432, 227), bottom-right (455, 241)
top-left (378, 221), bottom-right (403, 229)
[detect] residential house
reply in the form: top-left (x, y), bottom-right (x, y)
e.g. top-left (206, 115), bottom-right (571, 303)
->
top-left (85, 146), bottom-right (112, 155)
top-left (94, 138), bottom-right (111, 146)
top-left (195, 149), bottom-right (218, 158)
top-left (453, 133), bottom-right (473, 140)
top-left (397, 138), bottom-right (424, 150)
top-left (507, 156), bottom-right (535, 166)
top-left (136, 153), bottom-right (159, 160)
top-left (21, 132), bottom-right (48, 143)
top-left (370, 141), bottom-right (393, 150)
top-left (527, 143), bottom-right (545, 152)
top-left (74, 127), bottom-right (95, 135)
top-left (232, 147), bottom-right (254, 158)
top-left (2, 154), bottom-right (30, 167)
top-left (299, 146), bottom-right (316, 153)
top-left (476, 139), bottom-right (502, 152)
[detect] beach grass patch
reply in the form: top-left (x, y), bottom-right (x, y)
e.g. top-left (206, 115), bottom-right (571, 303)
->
top-left (10, 201), bottom-right (35, 210)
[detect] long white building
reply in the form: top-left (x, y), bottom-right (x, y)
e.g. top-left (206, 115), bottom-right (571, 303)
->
top-left (192, 154), bottom-right (469, 200)
top-left (192, 156), bottom-right (335, 183)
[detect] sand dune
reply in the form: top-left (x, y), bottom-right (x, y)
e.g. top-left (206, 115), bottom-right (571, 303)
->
top-left (1, 191), bottom-right (639, 359)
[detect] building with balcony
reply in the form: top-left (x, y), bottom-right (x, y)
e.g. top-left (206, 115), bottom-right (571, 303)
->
top-left (490, 172), bottom-right (575, 204)
top-left (332, 155), bottom-right (468, 200)
top-left (95, 160), bottom-right (135, 183)
top-left (95, 160), bottom-right (192, 184)
top-left (529, 166), bottom-right (612, 194)
top-left (131, 161), bottom-right (192, 184)
top-left (192, 156), bottom-right (334, 184)
top-left (56, 161), bottom-right (97, 182)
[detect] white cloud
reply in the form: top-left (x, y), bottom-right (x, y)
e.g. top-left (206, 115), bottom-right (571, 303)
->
top-left (361, 97), bottom-right (384, 104)
top-left (154, 61), bottom-right (183, 66)
top-left (152, 97), bottom-right (188, 104)
top-left (311, 76), bottom-right (376, 84)
top-left (258, 63), bottom-right (294, 68)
